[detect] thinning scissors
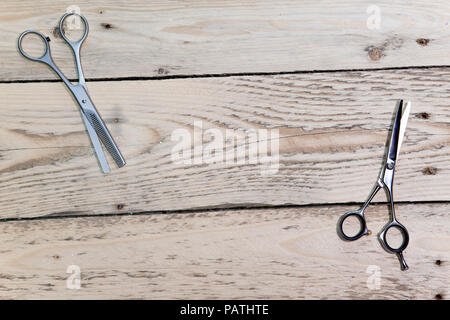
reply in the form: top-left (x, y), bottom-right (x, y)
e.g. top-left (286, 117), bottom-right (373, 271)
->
top-left (338, 100), bottom-right (411, 270)
top-left (18, 13), bottom-right (125, 173)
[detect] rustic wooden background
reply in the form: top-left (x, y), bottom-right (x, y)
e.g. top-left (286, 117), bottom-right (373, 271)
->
top-left (0, 0), bottom-right (448, 299)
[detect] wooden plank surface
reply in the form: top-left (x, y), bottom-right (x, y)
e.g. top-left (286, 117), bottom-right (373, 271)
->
top-left (1, 1), bottom-right (449, 301)
top-left (1, 69), bottom-right (449, 219)
top-left (1, 0), bottom-right (450, 81)
top-left (0, 203), bottom-right (448, 299)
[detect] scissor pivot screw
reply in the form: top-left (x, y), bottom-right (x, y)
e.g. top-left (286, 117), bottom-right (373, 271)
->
top-left (386, 163), bottom-right (394, 170)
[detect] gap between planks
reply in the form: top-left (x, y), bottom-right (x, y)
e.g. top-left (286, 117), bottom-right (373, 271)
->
top-left (0, 200), bottom-right (449, 223)
top-left (1, 64), bottom-right (450, 85)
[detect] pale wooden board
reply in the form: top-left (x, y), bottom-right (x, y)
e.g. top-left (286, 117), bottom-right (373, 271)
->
top-left (1, 69), bottom-right (450, 218)
top-left (0, 203), bottom-right (448, 299)
top-left (1, 0), bottom-right (450, 81)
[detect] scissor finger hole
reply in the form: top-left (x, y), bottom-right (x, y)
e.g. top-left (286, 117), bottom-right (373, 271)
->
top-left (60, 14), bottom-right (87, 42)
top-left (19, 32), bottom-right (47, 59)
top-left (341, 214), bottom-right (364, 238)
top-left (384, 225), bottom-right (407, 251)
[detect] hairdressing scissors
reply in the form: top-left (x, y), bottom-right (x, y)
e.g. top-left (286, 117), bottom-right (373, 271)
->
top-left (18, 12), bottom-right (125, 173)
top-left (338, 100), bottom-right (411, 270)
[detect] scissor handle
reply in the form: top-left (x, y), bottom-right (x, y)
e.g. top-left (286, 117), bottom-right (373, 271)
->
top-left (379, 220), bottom-right (409, 270)
top-left (379, 220), bottom-right (409, 253)
top-left (59, 12), bottom-right (89, 46)
top-left (337, 210), bottom-right (369, 241)
top-left (18, 30), bottom-right (52, 63)
top-left (18, 29), bottom-right (73, 87)
top-left (59, 13), bottom-right (89, 85)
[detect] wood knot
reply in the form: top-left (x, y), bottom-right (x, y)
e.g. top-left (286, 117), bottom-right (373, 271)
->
top-left (368, 47), bottom-right (383, 61)
top-left (435, 259), bottom-right (442, 266)
top-left (114, 118), bottom-right (120, 123)
top-left (422, 167), bottom-right (438, 175)
top-left (282, 225), bottom-right (299, 230)
top-left (101, 23), bottom-right (113, 29)
top-left (157, 67), bottom-right (168, 75)
top-left (416, 112), bottom-right (430, 120)
top-left (116, 204), bottom-right (124, 210)
top-left (52, 26), bottom-right (62, 39)
top-left (435, 293), bottom-right (443, 300)
top-left (416, 38), bottom-right (430, 46)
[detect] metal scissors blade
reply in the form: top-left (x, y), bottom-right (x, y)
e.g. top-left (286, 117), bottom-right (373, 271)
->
top-left (387, 100), bottom-right (411, 163)
top-left (83, 106), bottom-right (126, 168)
top-left (81, 112), bottom-right (110, 173)
top-left (397, 101), bottom-right (411, 158)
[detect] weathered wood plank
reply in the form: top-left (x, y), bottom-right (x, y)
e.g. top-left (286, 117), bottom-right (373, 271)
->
top-left (0, 203), bottom-right (448, 299)
top-left (1, 0), bottom-right (449, 81)
top-left (1, 69), bottom-right (450, 218)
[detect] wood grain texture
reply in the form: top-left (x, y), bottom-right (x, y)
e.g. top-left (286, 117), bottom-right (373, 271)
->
top-left (1, 0), bottom-right (450, 81)
top-left (1, 68), bottom-right (450, 218)
top-left (0, 204), bottom-right (448, 299)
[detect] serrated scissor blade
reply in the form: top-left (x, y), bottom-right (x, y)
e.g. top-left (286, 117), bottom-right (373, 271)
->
top-left (81, 112), bottom-right (110, 173)
top-left (76, 86), bottom-right (126, 170)
top-left (85, 108), bottom-right (126, 169)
